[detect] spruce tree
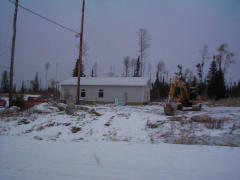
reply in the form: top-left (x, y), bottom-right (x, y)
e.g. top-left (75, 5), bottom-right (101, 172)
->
top-left (238, 81), bottom-right (240, 97)
top-left (21, 80), bottom-right (25, 93)
top-left (207, 60), bottom-right (218, 99)
top-left (91, 69), bottom-right (94, 77)
top-left (152, 72), bottom-right (160, 100)
top-left (133, 57), bottom-right (140, 77)
top-left (207, 60), bottom-right (226, 99)
top-left (72, 59), bottom-right (85, 77)
top-left (13, 83), bottom-right (16, 93)
top-left (1, 71), bottom-right (9, 93)
top-left (215, 69), bottom-right (225, 100)
top-left (33, 72), bottom-right (40, 92)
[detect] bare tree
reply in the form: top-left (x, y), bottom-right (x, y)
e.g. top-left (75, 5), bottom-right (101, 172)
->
top-left (123, 56), bottom-right (130, 77)
top-left (45, 62), bottom-right (50, 89)
top-left (108, 65), bottom-right (114, 77)
top-left (138, 28), bottom-right (151, 77)
top-left (197, 44), bottom-right (211, 83)
top-left (183, 68), bottom-right (191, 83)
top-left (224, 51), bottom-right (235, 73)
top-left (147, 63), bottom-right (152, 77)
top-left (163, 69), bottom-right (169, 83)
top-left (93, 62), bottom-right (98, 77)
top-left (216, 43), bottom-right (228, 70)
top-left (130, 58), bottom-right (136, 77)
top-left (216, 43), bottom-right (235, 73)
top-left (78, 41), bottom-right (89, 57)
top-left (157, 61), bottom-right (165, 82)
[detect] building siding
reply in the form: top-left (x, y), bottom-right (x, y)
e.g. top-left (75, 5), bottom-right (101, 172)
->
top-left (61, 85), bottom-right (147, 104)
top-left (60, 77), bottom-right (151, 105)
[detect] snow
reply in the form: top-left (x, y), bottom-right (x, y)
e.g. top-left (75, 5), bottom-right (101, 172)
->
top-left (1, 103), bottom-right (240, 145)
top-left (1, 102), bottom-right (240, 179)
top-left (1, 136), bottom-right (240, 180)
top-left (23, 94), bottom-right (41, 101)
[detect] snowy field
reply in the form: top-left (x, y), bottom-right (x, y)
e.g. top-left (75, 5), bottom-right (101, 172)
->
top-left (1, 135), bottom-right (240, 180)
top-left (1, 101), bottom-right (240, 179)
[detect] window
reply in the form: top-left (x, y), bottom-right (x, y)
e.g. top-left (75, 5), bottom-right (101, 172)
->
top-left (81, 89), bottom-right (86, 97)
top-left (98, 89), bottom-right (104, 98)
top-left (64, 89), bottom-right (69, 99)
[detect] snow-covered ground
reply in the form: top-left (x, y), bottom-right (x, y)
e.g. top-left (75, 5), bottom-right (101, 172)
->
top-left (1, 102), bottom-right (240, 179)
top-left (1, 103), bottom-right (240, 145)
top-left (1, 136), bottom-right (240, 180)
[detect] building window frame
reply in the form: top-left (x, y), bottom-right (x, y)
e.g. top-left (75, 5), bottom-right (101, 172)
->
top-left (81, 89), bottom-right (86, 98)
top-left (98, 89), bottom-right (104, 98)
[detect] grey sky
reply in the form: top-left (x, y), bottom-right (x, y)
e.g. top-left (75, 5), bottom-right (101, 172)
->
top-left (0, 0), bottom-right (240, 90)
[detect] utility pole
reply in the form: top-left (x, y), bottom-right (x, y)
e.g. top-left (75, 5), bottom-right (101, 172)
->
top-left (9, 0), bottom-right (18, 107)
top-left (76, 0), bottom-right (85, 105)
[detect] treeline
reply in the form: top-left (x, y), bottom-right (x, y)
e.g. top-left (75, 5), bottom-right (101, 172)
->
top-left (0, 71), bottom-right (57, 94)
top-left (151, 43), bottom-right (240, 101)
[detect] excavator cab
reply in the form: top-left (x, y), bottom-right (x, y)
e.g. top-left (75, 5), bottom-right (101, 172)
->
top-left (189, 87), bottom-right (198, 100)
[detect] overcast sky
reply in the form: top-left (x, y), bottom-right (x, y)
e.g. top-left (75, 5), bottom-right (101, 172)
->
top-left (0, 0), bottom-right (240, 90)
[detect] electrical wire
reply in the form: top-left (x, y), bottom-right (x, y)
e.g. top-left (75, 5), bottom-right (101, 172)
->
top-left (7, 0), bottom-right (80, 36)
top-left (0, 66), bottom-right (10, 69)
top-left (0, 48), bottom-right (10, 56)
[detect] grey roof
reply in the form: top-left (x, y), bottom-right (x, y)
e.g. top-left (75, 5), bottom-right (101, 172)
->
top-left (59, 77), bottom-right (150, 86)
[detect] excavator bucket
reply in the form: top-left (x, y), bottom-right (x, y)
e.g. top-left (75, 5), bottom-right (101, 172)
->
top-left (164, 103), bottom-right (177, 116)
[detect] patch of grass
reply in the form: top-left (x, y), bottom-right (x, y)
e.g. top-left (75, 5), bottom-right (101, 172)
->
top-left (176, 134), bottom-right (187, 144)
top-left (45, 122), bottom-right (55, 127)
top-left (146, 121), bottom-right (158, 128)
top-left (123, 137), bottom-right (131, 142)
top-left (37, 126), bottom-right (45, 131)
top-left (71, 126), bottom-right (81, 133)
top-left (207, 98), bottom-right (240, 107)
top-left (55, 132), bottom-right (62, 138)
top-left (205, 117), bottom-right (225, 129)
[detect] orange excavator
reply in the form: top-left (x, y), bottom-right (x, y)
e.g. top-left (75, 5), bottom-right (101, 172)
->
top-left (164, 76), bottom-right (202, 115)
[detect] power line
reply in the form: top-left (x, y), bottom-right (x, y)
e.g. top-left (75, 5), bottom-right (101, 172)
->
top-left (0, 66), bottom-right (10, 69)
top-left (0, 48), bottom-right (10, 56)
top-left (7, 0), bottom-right (80, 35)
top-left (0, 45), bottom-right (11, 47)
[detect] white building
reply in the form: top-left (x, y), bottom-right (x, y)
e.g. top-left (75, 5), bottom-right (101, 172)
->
top-left (59, 77), bottom-right (151, 105)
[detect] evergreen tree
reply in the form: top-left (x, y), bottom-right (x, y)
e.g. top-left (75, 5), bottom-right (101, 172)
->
top-left (151, 72), bottom-right (160, 101)
top-left (133, 56), bottom-right (140, 77)
top-left (238, 81), bottom-right (240, 97)
top-left (91, 69), bottom-right (94, 77)
top-left (13, 83), bottom-right (16, 93)
top-left (72, 59), bottom-right (85, 77)
top-left (191, 76), bottom-right (197, 87)
top-left (150, 72), bottom-right (169, 101)
top-left (207, 60), bottom-right (226, 100)
top-left (1, 70), bottom-right (9, 93)
top-left (161, 76), bottom-right (168, 98)
top-left (215, 69), bottom-right (225, 100)
top-left (207, 60), bottom-right (218, 99)
top-left (33, 72), bottom-right (40, 92)
top-left (21, 80), bottom-right (25, 93)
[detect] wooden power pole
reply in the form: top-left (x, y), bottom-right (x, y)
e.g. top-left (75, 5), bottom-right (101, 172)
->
top-left (76, 0), bottom-right (85, 105)
top-left (9, 0), bottom-right (19, 107)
